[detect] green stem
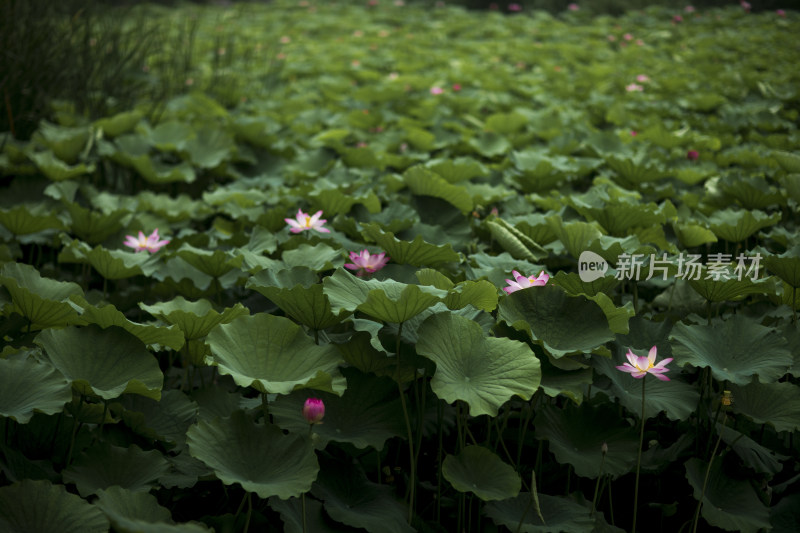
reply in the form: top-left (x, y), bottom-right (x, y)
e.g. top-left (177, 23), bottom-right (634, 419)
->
top-left (692, 413), bottom-right (728, 533)
top-left (436, 401), bottom-right (443, 524)
top-left (395, 322), bottom-right (415, 523)
top-left (261, 392), bottom-right (269, 423)
top-left (632, 376), bottom-right (646, 533)
top-left (592, 455), bottom-right (607, 516)
top-left (242, 492), bottom-right (253, 533)
top-left (65, 395), bottom-right (84, 467)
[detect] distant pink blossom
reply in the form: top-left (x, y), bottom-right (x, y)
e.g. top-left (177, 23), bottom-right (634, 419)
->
top-left (489, 3), bottom-right (499, 9)
top-left (452, 83), bottom-right (462, 91)
top-left (635, 39), bottom-right (644, 46)
top-left (626, 83), bottom-right (644, 92)
top-left (285, 209), bottom-right (330, 233)
top-left (568, 3), bottom-right (579, 11)
top-left (124, 229), bottom-right (170, 253)
top-left (687, 150), bottom-right (699, 161)
top-left (503, 270), bottom-right (549, 294)
top-left (430, 86), bottom-right (444, 95)
top-left (623, 33), bottom-right (633, 41)
top-left (684, 5), bottom-right (695, 13)
top-left (636, 74), bottom-right (650, 83)
top-left (607, 35), bottom-right (617, 42)
top-left (776, 9), bottom-right (786, 16)
top-left (616, 346), bottom-right (672, 381)
top-left (630, 130), bottom-right (638, 136)
top-left (740, 1), bottom-right (751, 12)
top-left (673, 14), bottom-right (683, 23)
top-left (344, 250), bottom-right (390, 276)
top-left (508, 3), bottom-right (522, 11)
top-left (367, 0), bottom-right (379, 5)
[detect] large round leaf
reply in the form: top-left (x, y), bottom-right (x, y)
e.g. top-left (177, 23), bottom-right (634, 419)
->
top-left (95, 486), bottom-right (212, 533)
top-left (140, 297), bottom-right (249, 340)
top-left (534, 402), bottom-right (638, 479)
top-left (0, 479), bottom-right (109, 533)
top-left (186, 411), bottom-right (319, 499)
top-left (764, 245), bottom-right (800, 288)
top-left (685, 458), bottom-right (770, 533)
top-left (0, 262), bottom-right (84, 329)
top-left (728, 381), bottom-right (800, 432)
top-left (442, 446), bottom-right (521, 501)
top-left (416, 312), bottom-right (541, 417)
top-left (360, 223), bottom-right (461, 267)
top-left (310, 455), bottom-right (413, 533)
top-left (35, 325), bottom-right (163, 400)
top-left (485, 492), bottom-right (595, 533)
top-left (270, 368), bottom-right (405, 450)
top-left (205, 313), bottom-right (345, 395)
top-left (670, 315), bottom-right (792, 385)
top-left (0, 357), bottom-right (71, 423)
top-left (498, 283), bottom-right (614, 358)
top-left (63, 442), bottom-right (170, 497)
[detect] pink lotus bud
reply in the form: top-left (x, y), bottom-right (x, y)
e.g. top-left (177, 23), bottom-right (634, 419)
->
top-left (303, 398), bottom-right (325, 424)
top-left (687, 150), bottom-right (699, 161)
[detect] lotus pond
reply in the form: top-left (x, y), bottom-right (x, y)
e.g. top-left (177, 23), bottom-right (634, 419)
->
top-left (1, 1), bottom-right (799, 532)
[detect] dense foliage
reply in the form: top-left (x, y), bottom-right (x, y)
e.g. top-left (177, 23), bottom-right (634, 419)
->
top-left (1, 1), bottom-right (799, 532)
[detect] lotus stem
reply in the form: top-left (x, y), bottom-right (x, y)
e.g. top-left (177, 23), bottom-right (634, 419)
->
top-left (242, 492), bottom-right (252, 533)
top-left (395, 321), bottom-right (415, 523)
top-left (632, 376), bottom-right (646, 533)
top-left (692, 412), bottom-right (728, 533)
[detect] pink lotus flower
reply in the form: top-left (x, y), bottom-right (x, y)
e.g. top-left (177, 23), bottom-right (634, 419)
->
top-left (285, 209), bottom-right (330, 233)
top-left (503, 270), bottom-right (549, 294)
top-left (568, 3), bottom-right (579, 11)
top-left (344, 249), bottom-right (389, 276)
top-left (616, 346), bottom-right (673, 381)
top-left (740, 1), bottom-right (751, 12)
top-left (124, 229), bottom-right (170, 253)
top-left (687, 150), bottom-right (699, 161)
top-left (508, 3), bottom-right (522, 11)
top-left (776, 9), bottom-right (786, 17)
top-left (626, 83), bottom-right (644, 92)
top-left (684, 5), bottom-right (695, 13)
top-left (636, 74), bottom-right (650, 83)
top-left (303, 398), bottom-right (325, 424)
top-left (672, 14), bottom-right (683, 23)
top-left (630, 130), bottom-right (638, 136)
top-left (452, 83), bottom-right (462, 91)
top-left (623, 33), bottom-right (633, 41)
top-left (430, 86), bottom-right (444, 95)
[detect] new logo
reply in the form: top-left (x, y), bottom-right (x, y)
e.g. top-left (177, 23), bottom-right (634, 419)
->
top-left (578, 251), bottom-right (609, 282)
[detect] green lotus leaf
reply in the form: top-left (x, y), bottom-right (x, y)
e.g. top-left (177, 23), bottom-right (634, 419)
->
top-left (720, 175), bottom-right (786, 210)
top-left (28, 150), bottom-right (95, 181)
top-left (69, 297), bottom-right (185, 350)
top-left (323, 268), bottom-right (446, 323)
top-left (205, 313), bottom-right (345, 395)
top-left (311, 455), bottom-right (413, 533)
top-left (686, 267), bottom-right (773, 302)
top-left (403, 166), bottom-right (472, 214)
top-left (35, 325), bottom-right (163, 400)
top-left (86, 246), bottom-right (160, 279)
top-left (95, 486), bottom-right (212, 533)
top-left (546, 216), bottom-right (604, 261)
top-left (0, 205), bottom-right (65, 238)
top-left (764, 245), bottom-right (800, 287)
top-left (469, 130), bottom-right (511, 157)
top-left (510, 150), bottom-right (568, 193)
top-left (426, 157), bottom-right (487, 183)
top-left (466, 251), bottom-right (540, 288)
top-left (534, 402), bottom-right (638, 479)
top-left (707, 208), bottom-right (781, 243)
top-left (140, 297), bottom-right (249, 340)
top-left (670, 315), bottom-right (792, 385)
top-left (183, 126), bottom-right (234, 169)
top-left (176, 244), bottom-right (243, 278)
top-left (773, 150), bottom-right (800, 172)
top-left (145, 121), bottom-right (194, 152)
top-left (310, 188), bottom-right (380, 216)
top-left (93, 110), bottom-right (143, 137)
top-left (0, 357), bottom-right (71, 423)
top-left (33, 121), bottom-right (90, 163)
top-left (360, 223), bottom-right (460, 267)
top-left (605, 152), bottom-right (669, 187)
top-left (592, 353), bottom-right (699, 421)
top-left (111, 136), bottom-right (197, 184)
top-left (247, 269), bottom-right (349, 330)
top-left (485, 492), bottom-right (595, 533)
top-left (717, 423), bottom-right (786, 476)
top-left (270, 368), bottom-right (405, 450)
top-left (282, 243), bottom-right (341, 271)
top-left (120, 389), bottom-right (198, 450)
top-left (498, 284), bottom-right (615, 358)
top-left (772, 493), bottom-right (800, 533)
top-left (780, 174), bottom-right (800, 204)
top-left (334, 329), bottom-right (415, 382)
top-left (727, 381), bottom-right (800, 432)
top-left (0, 262), bottom-right (85, 329)
top-left (0, 479), bottom-right (109, 533)
top-left (539, 364), bottom-right (593, 404)
top-left (685, 458), bottom-right (770, 533)
top-left (64, 202), bottom-right (129, 245)
top-left (269, 496), bottom-right (337, 533)
top-left (187, 411), bottom-right (319, 499)
top-left (137, 191), bottom-right (214, 222)
top-left (486, 218), bottom-right (548, 261)
top-left (443, 279), bottom-right (499, 312)
top-left (63, 442), bottom-right (169, 497)
top-left (442, 446), bottom-right (521, 501)
top-left (550, 271), bottom-right (619, 299)
top-left (570, 198), bottom-right (674, 237)
top-left (672, 222), bottom-right (718, 248)
top-left (416, 312), bottom-right (541, 417)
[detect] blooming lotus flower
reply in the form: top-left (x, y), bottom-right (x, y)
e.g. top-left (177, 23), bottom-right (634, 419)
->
top-left (503, 270), bottom-right (549, 294)
top-left (344, 249), bottom-right (389, 276)
top-left (430, 86), bottom-right (444, 95)
top-left (124, 229), bottom-right (170, 253)
top-left (636, 74), bottom-right (650, 83)
top-left (626, 83), bottom-right (644, 92)
top-left (616, 346), bottom-right (673, 381)
top-left (285, 209), bottom-right (330, 233)
top-left (303, 398), bottom-right (325, 424)
top-left (568, 3), bottom-right (579, 11)
top-left (508, 3), bottom-right (522, 12)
